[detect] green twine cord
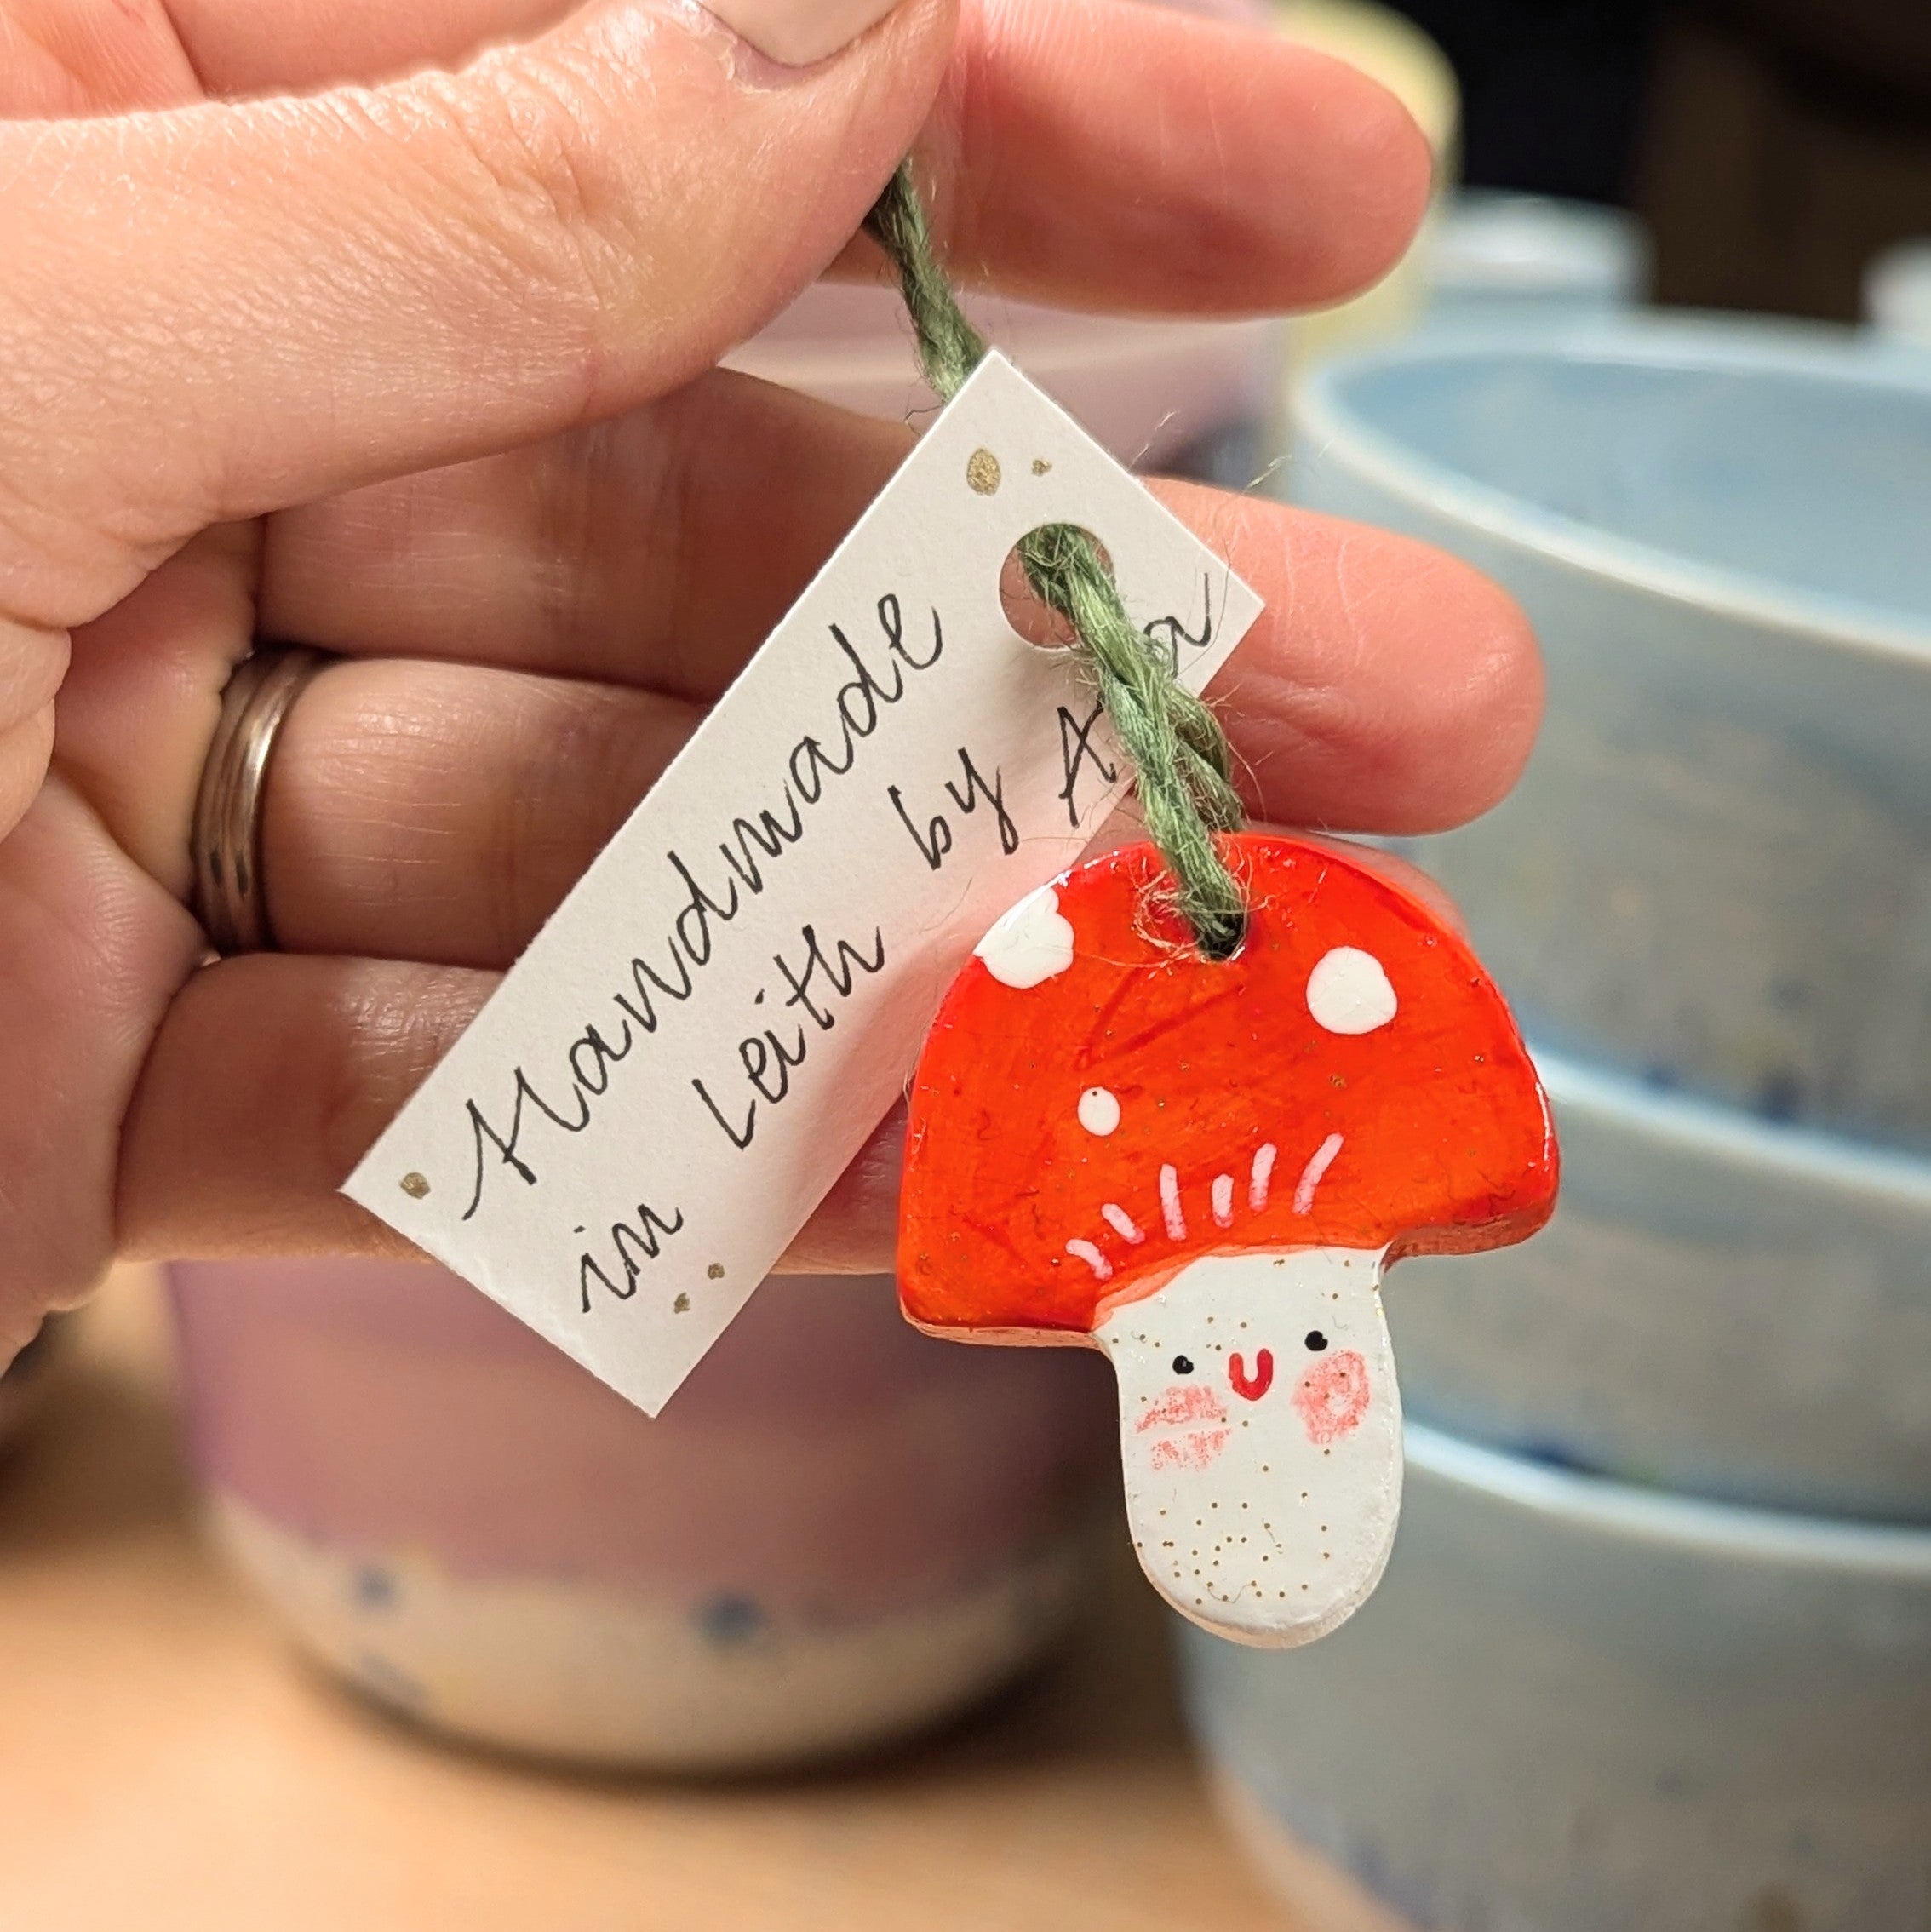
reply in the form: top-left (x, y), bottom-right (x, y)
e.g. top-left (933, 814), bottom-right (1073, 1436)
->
top-left (864, 162), bottom-right (1247, 960)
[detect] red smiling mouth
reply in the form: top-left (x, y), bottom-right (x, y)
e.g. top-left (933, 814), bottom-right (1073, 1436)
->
top-left (1229, 1349), bottom-right (1275, 1402)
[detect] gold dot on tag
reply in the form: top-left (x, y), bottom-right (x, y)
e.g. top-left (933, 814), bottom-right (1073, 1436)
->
top-left (707, 1262), bottom-right (725, 1280)
top-left (1032, 458), bottom-right (1051, 475)
top-left (673, 1292), bottom-right (691, 1313)
top-left (966, 448), bottom-right (1002, 495)
top-left (399, 1172), bottom-right (430, 1199)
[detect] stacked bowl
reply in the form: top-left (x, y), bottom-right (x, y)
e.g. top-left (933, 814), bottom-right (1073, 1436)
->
top-left (1183, 318), bottom-right (1931, 1927)
top-left (1420, 190), bottom-right (1652, 331)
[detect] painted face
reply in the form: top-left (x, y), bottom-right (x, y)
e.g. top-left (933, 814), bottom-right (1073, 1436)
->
top-left (1094, 1247), bottom-right (1402, 1647)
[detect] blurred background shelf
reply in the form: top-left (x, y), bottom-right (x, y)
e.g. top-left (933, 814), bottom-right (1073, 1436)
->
top-left (0, 1267), bottom-right (1350, 1932)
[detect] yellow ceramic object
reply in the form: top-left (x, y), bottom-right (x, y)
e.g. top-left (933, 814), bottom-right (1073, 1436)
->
top-left (1271, 0), bottom-right (1460, 365)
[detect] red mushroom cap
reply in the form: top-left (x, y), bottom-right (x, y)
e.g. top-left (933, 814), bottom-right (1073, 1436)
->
top-left (899, 834), bottom-right (1557, 1336)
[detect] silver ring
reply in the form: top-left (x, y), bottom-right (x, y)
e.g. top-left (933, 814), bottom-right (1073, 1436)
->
top-left (189, 645), bottom-right (328, 955)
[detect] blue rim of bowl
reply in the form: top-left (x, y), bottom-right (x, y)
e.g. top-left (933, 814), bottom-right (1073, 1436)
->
top-left (1533, 1046), bottom-right (1931, 1215)
top-left (1407, 1424), bottom-right (1931, 1574)
top-left (1292, 314), bottom-right (1931, 671)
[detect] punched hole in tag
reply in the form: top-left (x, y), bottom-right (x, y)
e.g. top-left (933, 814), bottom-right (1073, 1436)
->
top-left (999, 525), bottom-right (1115, 651)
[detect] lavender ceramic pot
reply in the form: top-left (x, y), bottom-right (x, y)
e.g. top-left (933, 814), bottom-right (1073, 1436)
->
top-left (168, 1258), bottom-right (1114, 1770)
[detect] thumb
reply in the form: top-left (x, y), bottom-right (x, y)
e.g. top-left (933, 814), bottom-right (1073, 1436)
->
top-left (0, 0), bottom-right (946, 627)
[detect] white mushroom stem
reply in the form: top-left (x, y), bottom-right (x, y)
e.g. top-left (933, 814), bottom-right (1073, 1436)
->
top-left (1093, 1247), bottom-right (1401, 1648)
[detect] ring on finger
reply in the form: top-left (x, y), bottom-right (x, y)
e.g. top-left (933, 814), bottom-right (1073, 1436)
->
top-left (190, 644), bottom-right (330, 955)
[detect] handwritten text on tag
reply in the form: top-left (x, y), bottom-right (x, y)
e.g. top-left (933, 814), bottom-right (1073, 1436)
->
top-left (344, 353), bottom-right (1263, 1414)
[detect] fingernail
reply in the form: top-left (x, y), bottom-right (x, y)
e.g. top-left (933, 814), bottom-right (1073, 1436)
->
top-left (704, 0), bottom-right (902, 66)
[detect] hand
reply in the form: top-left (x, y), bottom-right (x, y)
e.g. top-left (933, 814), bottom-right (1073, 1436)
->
top-left (0, 0), bottom-right (1539, 1353)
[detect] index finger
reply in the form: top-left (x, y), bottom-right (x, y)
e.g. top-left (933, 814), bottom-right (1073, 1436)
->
top-left (891, 0), bottom-right (1431, 313)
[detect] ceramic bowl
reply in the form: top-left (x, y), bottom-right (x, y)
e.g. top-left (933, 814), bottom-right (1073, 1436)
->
top-left (1289, 320), bottom-right (1931, 1153)
top-left (1183, 1423), bottom-right (1931, 1932)
top-left (168, 1258), bottom-right (1114, 1771)
top-left (1865, 239), bottom-right (1931, 351)
top-left (1419, 190), bottom-right (1650, 327)
top-left (1387, 1048), bottom-right (1931, 1522)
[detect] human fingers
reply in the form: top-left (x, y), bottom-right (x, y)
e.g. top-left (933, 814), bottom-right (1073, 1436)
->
top-left (0, 599), bottom-right (66, 838)
top-left (163, 0), bottom-right (575, 96)
top-left (117, 955), bottom-right (496, 1263)
top-left (0, 681), bottom-right (59, 837)
top-left (161, 0), bottom-right (1430, 317)
top-left (1161, 479), bottom-right (1544, 834)
top-left (117, 813), bottom-right (1431, 1276)
top-left (60, 368), bottom-right (1533, 995)
top-left (883, 0), bottom-right (1431, 313)
top-left (261, 374), bottom-right (1538, 845)
top-left (255, 376), bottom-right (903, 706)
top-left (244, 502), bottom-right (1527, 970)
top-left (260, 659), bottom-right (699, 968)
top-left (0, 777), bottom-right (205, 1327)
top-left (248, 524), bottom-right (1527, 973)
top-left (114, 945), bottom-right (903, 1270)
top-left (0, 0), bottom-right (953, 636)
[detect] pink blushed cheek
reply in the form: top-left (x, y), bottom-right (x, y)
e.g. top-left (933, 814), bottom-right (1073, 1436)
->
top-left (1135, 1383), bottom-right (1228, 1435)
top-left (1149, 1429), bottom-right (1231, 1472)
top-left (1135, 1383), bottom-right (1231, 1471)
top-left (1292, 1350), bottom-right (1371, 1445)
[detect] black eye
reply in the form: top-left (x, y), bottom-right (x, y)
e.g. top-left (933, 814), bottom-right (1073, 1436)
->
top-left (1304, 1331), bottom-right (1328, 1352)
top-left (1172, 1355), bottom-right (1194, 1375)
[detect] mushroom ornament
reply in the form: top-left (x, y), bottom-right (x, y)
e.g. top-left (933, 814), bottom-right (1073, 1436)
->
top-left (898, 834), bottom-right (1558, 1648)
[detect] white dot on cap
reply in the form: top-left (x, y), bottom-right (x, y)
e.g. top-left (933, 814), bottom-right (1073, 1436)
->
top-left (974, 884), bottom-right (1075, 989)
top-left (1078, 1086), bottom-right (1121, 1136)
top-left (1307, 947), bottom-right (1397, 1035)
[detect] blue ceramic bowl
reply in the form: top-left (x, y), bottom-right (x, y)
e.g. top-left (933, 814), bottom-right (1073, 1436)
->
top-left (1388, 1049), bottom-right (1931, 1522)
top-left (1421, 191), bottom-right (1650, 329)
top-left (1289, 321), bottom-right (1931, 1154)
top-left (1183, 1424), bottom-right (1931, 1932)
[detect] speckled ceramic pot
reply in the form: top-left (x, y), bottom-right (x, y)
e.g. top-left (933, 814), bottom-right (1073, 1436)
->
top-left (168, 1258), bottom-right (1114, 1770)
top-left (1291, 319), bottom-right (1931, 1154)
top-left (1389, 1049), bottom-right (1931, 1521)
top-left (1183, 1424), bottom-right (1931, 1932)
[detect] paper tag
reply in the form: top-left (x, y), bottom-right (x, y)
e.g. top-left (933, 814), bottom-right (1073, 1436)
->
top-left (343, 352), bottom-right (1263, 1414)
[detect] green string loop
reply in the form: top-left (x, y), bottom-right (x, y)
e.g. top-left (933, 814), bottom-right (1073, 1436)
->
top-left (864, 161), bottom-right (1247, 960)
